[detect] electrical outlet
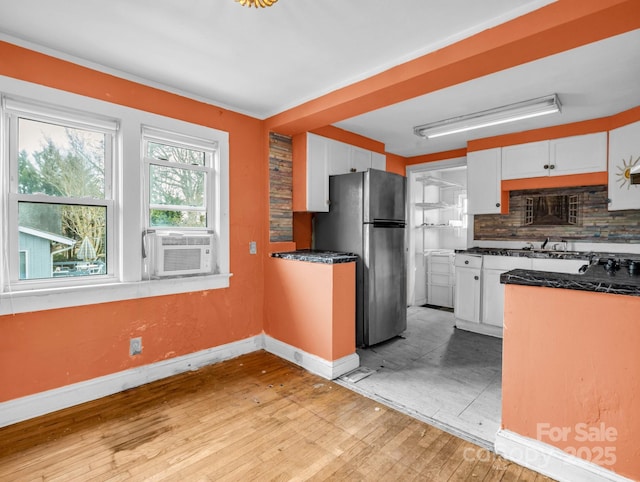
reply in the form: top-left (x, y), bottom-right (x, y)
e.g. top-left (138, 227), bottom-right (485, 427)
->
top-left (130, 337), bottom-right (142, 356)
top-left (249, 241), bottom-right (257, 255)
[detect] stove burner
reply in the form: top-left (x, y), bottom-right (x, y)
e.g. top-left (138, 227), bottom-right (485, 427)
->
top-left (599, 257), bottom-right (640, 276)
top-left (604, 258), bottom-right (620, 274)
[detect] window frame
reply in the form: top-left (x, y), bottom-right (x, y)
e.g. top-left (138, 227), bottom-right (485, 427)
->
top-left (0, 77), bottom-right (230, 316)
top-left (142, 126), bottom-right (218, 233)
top-left (5, 101), bottom-right (118, 289)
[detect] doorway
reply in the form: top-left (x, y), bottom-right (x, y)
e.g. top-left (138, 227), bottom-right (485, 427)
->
top-left (406, 159), bottom-right (471, 307)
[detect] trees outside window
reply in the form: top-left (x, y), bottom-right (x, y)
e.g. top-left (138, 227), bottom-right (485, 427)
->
top-left (142, 128), bottom-right (217, 231)
top-left (9, 112), bottom-right (114, 280)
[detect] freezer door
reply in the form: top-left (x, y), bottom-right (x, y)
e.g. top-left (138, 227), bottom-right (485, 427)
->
top-left (363, 224), bottom-right (407, 346)
top-left (364, 169), bottom-right (406, 223)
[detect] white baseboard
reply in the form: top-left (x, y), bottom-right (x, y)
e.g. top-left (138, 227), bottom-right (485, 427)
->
top-left (0, 335), bottom-right (265, 428)
top-left (264, 335), bottom-right (360, 380)
top-left (495, 429), bottom-right (634, 482)
top-left (455, 319), bottom-right (503, 338)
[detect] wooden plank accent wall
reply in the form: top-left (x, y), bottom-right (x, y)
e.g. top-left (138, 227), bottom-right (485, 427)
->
top-left (269, 133), bottom-right (293, 242)
top-left (474, 185), bottom-right (640, 243)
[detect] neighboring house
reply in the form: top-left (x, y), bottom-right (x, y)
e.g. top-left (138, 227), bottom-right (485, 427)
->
top-left (18, 226), bottom-right (76, 280)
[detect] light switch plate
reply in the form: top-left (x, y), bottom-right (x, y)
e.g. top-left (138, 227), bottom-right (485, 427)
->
top-left (249, 241), bottom-right (257, 255)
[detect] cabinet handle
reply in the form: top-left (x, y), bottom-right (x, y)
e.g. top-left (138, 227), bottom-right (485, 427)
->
top-left (549, 164), bottom-right (555, 170)
top-left (543, 164), bottom-right (549, 170)
top-left (474, 276), bottom-right (479, 280)
top-left (495, 202), bottom-right (500, 208)
top-left (465, 260), bottom-right (469, 265)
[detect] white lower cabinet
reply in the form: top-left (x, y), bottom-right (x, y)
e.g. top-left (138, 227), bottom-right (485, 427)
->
top-left (454, 254), bottom-right (482, 324)
top-left (480, 256), bottom-right (532, 332)
top-left (455, 254), bottom-right (590, 338)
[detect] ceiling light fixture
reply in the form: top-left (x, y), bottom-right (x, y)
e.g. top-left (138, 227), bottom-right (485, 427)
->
top-left (235, 0), bottom-right (278, 7)
top-left (413, 94), bottom-right (561, 139)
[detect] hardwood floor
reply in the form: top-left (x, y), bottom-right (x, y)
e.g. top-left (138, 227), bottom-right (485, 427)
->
top-left (0, 351), bottom-right (553, 481)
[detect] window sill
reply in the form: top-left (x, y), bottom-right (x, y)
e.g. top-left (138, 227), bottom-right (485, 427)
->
top-left (0, 273), bottom-right (232, 315)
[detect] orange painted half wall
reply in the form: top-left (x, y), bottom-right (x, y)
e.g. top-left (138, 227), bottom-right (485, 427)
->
top-left (502, 284), bottom-right (640, 481)
top-left (264, 258), bottom-right (355, 362)
top-left (0, 42), bottom-right (267, 402)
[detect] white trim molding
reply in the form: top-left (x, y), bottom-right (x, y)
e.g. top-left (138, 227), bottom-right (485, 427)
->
top-left (0, 335), bottom-right (264, 428)
top-left (264, 335), bottom-right (360, 380)
top-left (495, 429), bottom-right (635, 482)
top-left (0, 334), bottom-right (361, 428)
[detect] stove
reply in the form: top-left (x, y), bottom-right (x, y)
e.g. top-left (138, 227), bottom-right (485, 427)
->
top-left (599, 257), bottom-right (640, 276)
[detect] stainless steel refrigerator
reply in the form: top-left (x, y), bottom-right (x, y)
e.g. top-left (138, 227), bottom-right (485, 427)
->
top-left (315, 169), bottom-right (407, 347)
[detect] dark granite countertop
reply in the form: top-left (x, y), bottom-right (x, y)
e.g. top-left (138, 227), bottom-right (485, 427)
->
top-left (457, 247), bottom-right (592, 260)
top-left (501, 261), bottom-right (640, 297)
top-left (458, 247), bottom-right (640, 262)
top-left (271, 250), bottom-right (358, 264)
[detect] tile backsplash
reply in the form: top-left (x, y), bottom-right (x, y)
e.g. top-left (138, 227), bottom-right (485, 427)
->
top-left (474, 185), bottom-right (640, 243)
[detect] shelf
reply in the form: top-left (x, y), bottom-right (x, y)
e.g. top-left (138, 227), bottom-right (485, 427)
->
top-left (415, 201), bottom-right (454, 210)
top-left (416, 175), bottom-right (464, 189)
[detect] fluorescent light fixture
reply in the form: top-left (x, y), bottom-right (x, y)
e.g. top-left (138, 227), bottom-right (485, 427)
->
top-left (414, 94), bottom-right (561, 139)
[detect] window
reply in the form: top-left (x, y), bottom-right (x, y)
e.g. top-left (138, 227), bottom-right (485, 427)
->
top-left (141, 128), bottom-right (221, 277)
top-left (5, 100), bottom-right (116, 285)
top-left (0, 77), bottom-right (230, 315)
top-left (142, 127), bottom-right (217, 231)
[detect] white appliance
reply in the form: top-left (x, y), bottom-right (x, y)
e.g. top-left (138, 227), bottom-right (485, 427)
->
top-left (148, 232), bottom-right (214, 277)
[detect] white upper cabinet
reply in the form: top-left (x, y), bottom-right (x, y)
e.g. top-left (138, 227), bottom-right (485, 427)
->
top-left (327, 138), bottom-right (350, 176)
top-left (467, 148), bottom-right (502, 215)
top-left (608, 121), bottom-right (640, 211)
top-left (501, 133), bottom-right (607, 180)
top-left (501, 140), bottom-right (549, 180)
top-left (306, 133), bottom-right (330, 212)
top-left (300, 133), bottom-right (387, 212)
top-left (550, 132), bottom-right (607, 176)
top-left (349, 146), bottom-right (372, 173)
top-left (371, 152), bottom-right (386, 171)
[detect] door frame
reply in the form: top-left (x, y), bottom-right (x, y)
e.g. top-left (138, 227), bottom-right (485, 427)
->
top-left (405, 157), bottom-right (469, 306)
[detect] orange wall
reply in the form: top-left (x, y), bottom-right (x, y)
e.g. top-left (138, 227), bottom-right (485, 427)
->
top-left (0, 42), bottom-right (267, 402)
top-left (385, 153), bottom-right (407, 176)
top-left (264, 258), bottom-right (355, 361)
top-left (311, 125), bottom-right (385, 154)
top-left (502, 285), bottom-right (640, 480)
top-left (406, 148), bottom-right (467, 167)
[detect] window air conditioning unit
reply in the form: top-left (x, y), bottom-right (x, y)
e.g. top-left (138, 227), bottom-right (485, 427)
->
top-left (149, 232), bottom-right (214, 277)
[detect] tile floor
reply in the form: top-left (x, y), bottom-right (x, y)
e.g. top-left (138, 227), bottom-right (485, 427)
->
top-left (336, 306), bottom-right (502, 450)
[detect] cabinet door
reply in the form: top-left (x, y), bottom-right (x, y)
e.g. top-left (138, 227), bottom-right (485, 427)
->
top-left (454, 267), bottom-right (481, 323)
top-left (608, 121), bottom-right (640, 211)
top-left (481, 269), bottom-right (505, 327)
top-left (306, 134), bottom-right (330, 212)
top-left (467, 148), bottom-right (501, 214)
top-left (371, 152), bottom-right (386, 171)
top-left (327, 139), bottom-right (350, 176)
top-left (550, 132), bottom-right (607, 176)
top-left (350, 146), bottom-right (372, 173)
top-left (501, 141), bottom-right (549, 180)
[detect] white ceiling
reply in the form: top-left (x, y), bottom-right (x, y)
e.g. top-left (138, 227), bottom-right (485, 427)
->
top-left (1, 0), bottom-right (639, 157)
